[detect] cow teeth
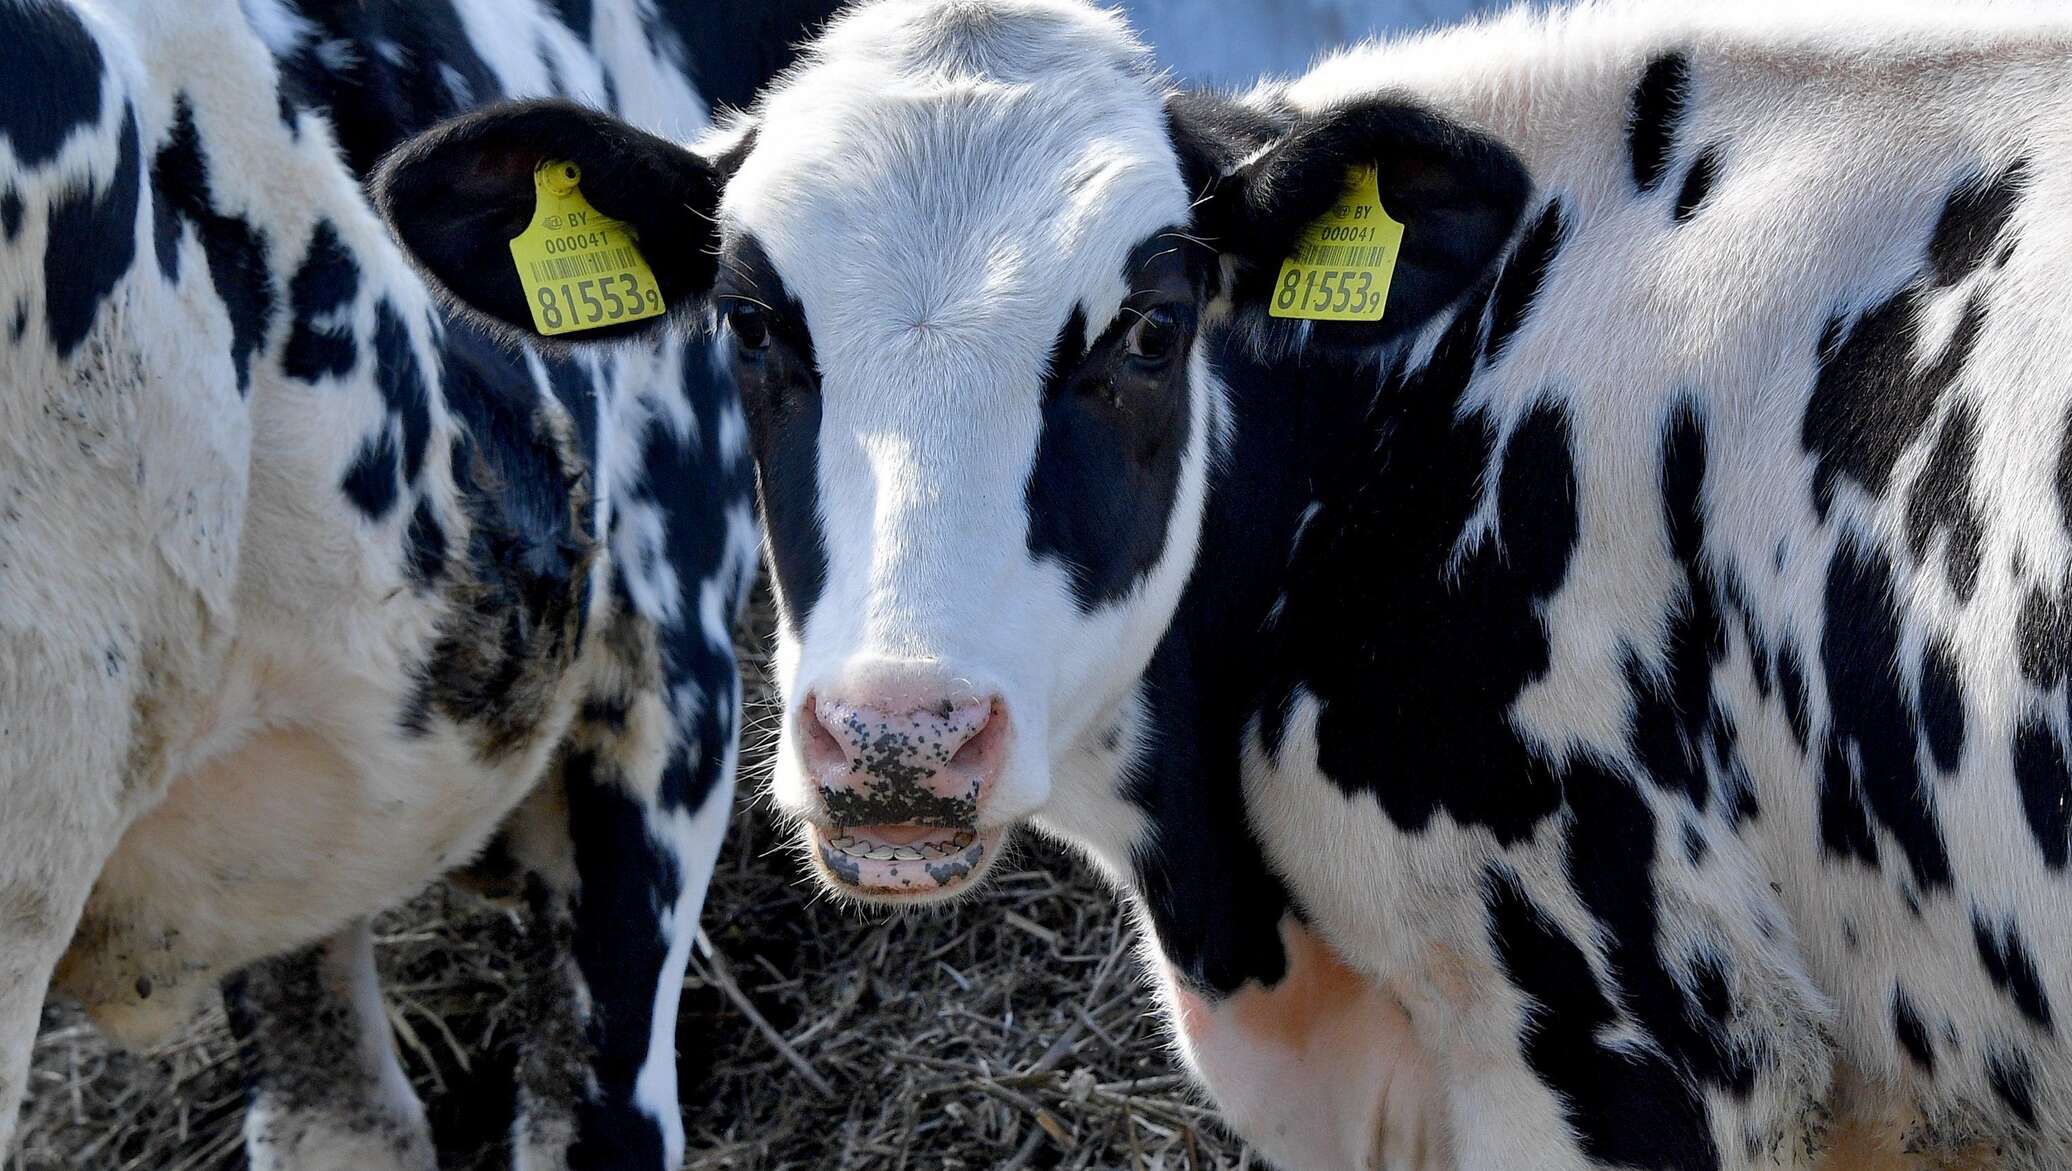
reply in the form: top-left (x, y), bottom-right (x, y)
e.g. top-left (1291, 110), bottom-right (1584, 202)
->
top-left (831, 835), bottom-right (874, 858)
top-left (825, 829), bottom-right (982, 862)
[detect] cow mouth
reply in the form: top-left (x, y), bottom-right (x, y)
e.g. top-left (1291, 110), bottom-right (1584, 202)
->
top-left (807, 822), bottom-right (1006, 900)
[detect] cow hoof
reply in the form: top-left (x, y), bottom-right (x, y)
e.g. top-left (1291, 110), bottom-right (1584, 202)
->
top-left (244, 1100), bottom-right (437, 1171)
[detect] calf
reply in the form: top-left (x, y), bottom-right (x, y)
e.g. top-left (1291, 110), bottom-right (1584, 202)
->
top-left (0, 0), bottom-right (825, 1167)
top-left (377, 1), bottom-right (2072, 1167)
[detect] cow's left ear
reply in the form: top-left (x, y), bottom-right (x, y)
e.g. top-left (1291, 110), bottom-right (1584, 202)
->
top-left (374, 99), bottom-right (724, 341)
top-left (1169, 92), bottom-right (1531, 347)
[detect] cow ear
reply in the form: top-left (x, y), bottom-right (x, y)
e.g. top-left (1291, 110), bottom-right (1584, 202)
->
top-left (1170, 92), bottom-right (1531, 348)
top-left (373, 99), bottom-right (724, 341)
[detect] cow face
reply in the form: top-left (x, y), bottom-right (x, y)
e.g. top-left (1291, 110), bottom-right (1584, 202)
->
top-left (376, 0), bottom-right (1527, 905)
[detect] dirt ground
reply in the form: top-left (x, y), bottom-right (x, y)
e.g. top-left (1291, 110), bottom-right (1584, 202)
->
top-left (13, 588), bottom-right (1257, 1171)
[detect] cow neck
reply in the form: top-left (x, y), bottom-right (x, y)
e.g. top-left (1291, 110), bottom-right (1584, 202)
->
top-left (1119, 279), bottom-right (1511, 1000)
top-left (1111, 320), bottom-right (1403, 998)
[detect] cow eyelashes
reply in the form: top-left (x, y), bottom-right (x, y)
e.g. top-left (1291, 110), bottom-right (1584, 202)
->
top-left (725, 300), bottom-right (771, 352)
top-left (1124, 305), bottom-right (1191, 368)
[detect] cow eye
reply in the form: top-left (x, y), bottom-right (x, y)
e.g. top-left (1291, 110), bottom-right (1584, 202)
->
top-left (1125, 305), bottom-right (1186, 366)
top-left (726, 302), bottom-right (771, 352)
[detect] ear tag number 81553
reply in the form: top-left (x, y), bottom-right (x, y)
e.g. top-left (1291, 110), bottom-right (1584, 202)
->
top-left (1269, 165), bottom-right (1404, 324)
top-left (508, 159), bottom-right (667, 336)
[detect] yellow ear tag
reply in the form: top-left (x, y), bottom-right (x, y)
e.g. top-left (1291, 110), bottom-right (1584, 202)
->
top-left (1268, 165), bottom-right (1404, 323)
top-left (508, 159), bottom-right (668, 336)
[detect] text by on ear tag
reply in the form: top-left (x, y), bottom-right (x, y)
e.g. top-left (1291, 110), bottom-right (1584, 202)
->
top-left (1269, 165), bottom-right (1403, 323)
top-left (508, 159), bottom-right (667, 336)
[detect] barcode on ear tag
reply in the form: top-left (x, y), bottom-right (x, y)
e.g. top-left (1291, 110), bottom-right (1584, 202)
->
top-left (508, 159), bottom-right (667, 336)
top-left (1268, 165), bottom-right (1403, 323)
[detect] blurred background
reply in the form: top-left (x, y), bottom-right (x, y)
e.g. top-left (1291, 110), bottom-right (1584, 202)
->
top-left (1126, 0), bottom-right (1497, 82)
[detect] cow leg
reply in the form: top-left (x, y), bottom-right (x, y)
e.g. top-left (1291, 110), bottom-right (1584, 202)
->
top-left (225, 919), bottom-right (436, 1171)
top-left (1375, 934), bottom-right (1616, 1171)
top-left (1151, 915), bottom-right (1453, 1171)
top-left (504, 658), bottom-right (739, 1171)
top-left (0, 626), bottom-right (146, 1156)
top-left (0, 790), bottom-right (121, 1160)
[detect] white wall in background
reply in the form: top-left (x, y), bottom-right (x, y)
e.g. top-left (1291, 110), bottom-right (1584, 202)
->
top-left (1118, 0), bottom-right (1501, 83)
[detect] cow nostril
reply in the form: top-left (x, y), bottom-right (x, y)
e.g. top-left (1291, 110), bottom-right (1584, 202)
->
top-left (802, 699), bottom-right (848, 774)
top-left (946, 701), bottom-right (1007, 774)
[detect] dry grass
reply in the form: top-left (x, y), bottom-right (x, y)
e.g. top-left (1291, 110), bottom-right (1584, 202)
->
top-left (14, 586), bottom-right (1256, 1171)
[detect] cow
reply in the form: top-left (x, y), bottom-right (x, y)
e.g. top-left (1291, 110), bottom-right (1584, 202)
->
top-left (371, 0), bottom-right (2072, 1168)
top-left (0, 1), bottom-right (829, 1168)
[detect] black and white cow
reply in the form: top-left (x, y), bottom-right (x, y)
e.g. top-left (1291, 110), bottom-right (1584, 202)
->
top-left (375, 0), bottom-right (2072, 1167)
top-left (0, 1), bottom-right (830, 1168)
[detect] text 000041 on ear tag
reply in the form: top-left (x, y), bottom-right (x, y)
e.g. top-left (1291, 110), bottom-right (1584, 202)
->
top-left (1269, 164), bottom-right (1404, 324)
top-left (508, 159), bottom-right (668, 336)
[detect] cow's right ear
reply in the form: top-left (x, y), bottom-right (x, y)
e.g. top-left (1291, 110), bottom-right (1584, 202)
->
top-left (373, 99), bottom-right (724, 341)
top-left (1168, 90), bottom-right (1531, 352)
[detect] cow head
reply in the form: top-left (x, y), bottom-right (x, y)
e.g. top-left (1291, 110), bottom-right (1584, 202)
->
top-left (376, 0), bottom-right (1526, 905)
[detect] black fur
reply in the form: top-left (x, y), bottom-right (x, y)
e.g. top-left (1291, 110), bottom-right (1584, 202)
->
top-left (275, 0), bottom-right (506, 179)
top-left (1630, 403), bottom-right (1730, 812)
top-left (1026, 231), bottom-right (1210, 610)
top-left (1253, 300), bottom-right (1574, 846)
top-left (1918, 636), bottom-right (1966, 775)
top-left (1115, 332), bottom-right (1320, 997)
top-left (405, 498), bottom-right (449, 589)
top-left (1894, 988), bottom-right (1937, 1074)
top-left (1929, 161), bottom-right (2026, 288)
top-left (1628, 53), bottom-right (1692, 195)
top-left (714, 234), bottom-right (827, 634)
top-left (1803, 290), bottom-right (1985, 519)
top-left (1565, 760), bottom-right (1757, 1102)
top-left (1905, 400), bottom-right (1985, 602)
top-left (1818, 540), bottom-right (1953, 891)
top-left (559, 747), bottom-right (675, 1170)
top-left (2013, 713), bottom-right (2072, 871)
top-left (1674, 146), bottom-right (1721, 223)
top-left (0, 0), bottom-right (105, 169)
top-left (341, 429), bottom-right (403, 522)
top-left (43, 107), bottom-right (141, 359)
top-left (1487, 862), bottom-right (1722, 1171)
top-left (151, 97), bottom-right (277, 392)
top-left (373, 299), bottom-right (434, 486)
top-left (283, 220), bottom-right (362, 384)
top-left (1973, 911), bottom-right (2054, 1031)
top-left (1485, 200), bottom-right (1565, 363)
top-left (658, 0), bottom-right (846, 112)
top-left (412, 320), bottom-right (592, 762)
top-left (1989, 1050), bottom-right (2041, 1128)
